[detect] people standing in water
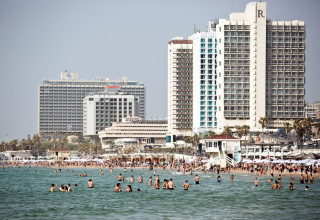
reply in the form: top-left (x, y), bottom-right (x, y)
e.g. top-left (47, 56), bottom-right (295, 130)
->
top-left (310, 174), bottom-right (314, 184)
top-left (115, 183), bottom-right (122, 192)
top-left (138, 174), bottom-right (143, 183)
top-left (183, 180), bottom-right (191, 190)
top-left (254, 177), bottom-right (259, 187)
top-left (88, 179), bottom-right (94, 188)
top-left (194, 175), bottom-right (200, 184)
top-left (289, 182), bottom-right (295, 190)
top-left (162, 179), bottom-right (168, 190)
top-left (271, 180), bottom-right (283, 190)
top-left (154, 179), bottom-right (160, 190)
top-left (168, 179), bottom-right (176, 190)
top-left (125, 185), bottom-right (133, 192)
top-left (130, 175), bottom-right (135, 183)
top-left (300, 174), bottom-right (304, 184)
top-left (67, 184), bottom-right (72, 192)
top-left (217, 176), bottom-right (221, 183)
top-left (230, 175), bottom-right (234, 184)
top-left (50, 184), bottom-right (58, 192)
top-left (148, 177), bottom-right (152, 186)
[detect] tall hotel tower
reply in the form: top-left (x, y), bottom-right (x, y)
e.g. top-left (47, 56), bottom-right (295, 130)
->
top-left (189, 20), bottom-right (218, 134)
top-left (167, 37), bottom-right (193, 142)
top-left (38, 72), bottom-right (146, 134)
top-left (215, 2), bottom-right (305, 132)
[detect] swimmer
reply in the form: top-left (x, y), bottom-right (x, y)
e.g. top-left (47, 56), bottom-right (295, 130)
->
top-left (138, 174), bottom-right (143, 183)
top-left (101, 170), bottom-right (104, 175)
top-left (230, 175), bottom-right (234, 184)
top-left (278, 174), bottom-right (282, 183)
top-left (83, 172), bottom-right (87, 177)
top-left (168, 179), bottom-right (176, 190)
top-left (67, 184), bottom-right (72, 192)
top-left (305, 185), bottom-right (309, 191)
top-left (289, 182), bottom-right (295, 190)
top-left (50, 184), bottom-right (58, 192)
top-left (266, 179), bottom-right (273, 183)
top-left (162, 179), bottom-right (168, 189)
top-left (310, 174), bottom-right (314, 184)
top-left (271, 180), bottom-right (283, 190)
top-left (54, 169), bottom-right (57, 173)
top-left (74, 184), bottom-right (78, 188)
top-left (154, 179), bottom-right (160, 190)
top-left (153, 170), bottom-right (157, 176)
top-left (59, 184), bottom-right (65, 191)
top-left (137, 188), bottom-right (141, 192)
top-left (148, 177), bottom-right (152, 186)
top-left (88, 179), bottom-right (94, 188)
top-left (117, 174), bottom-right (123, 181)
top-left (194, 174), bottom-right (200, 184)
top-left (299, 174), bottom-right (304, 184)
top-left (183, 180), bottom-right (191, 190)
top-left (115, 183), bottom-right (122, 192)
top-left (124, 167), bottom-right (127, 172)
top-left (254, 177), bottom-right (259, 187)
top-left (109, 168), bottom-right (113, 173)
top-left (125, 185), bottom-right (133, 192)
top-left (130, 175), bottom-right (135, 183)
top-left (217, 176), bottom-right (221, 183)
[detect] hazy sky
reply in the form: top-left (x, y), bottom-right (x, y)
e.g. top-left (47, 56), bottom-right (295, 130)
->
top-left (0, 0), bottom-right (319, 142)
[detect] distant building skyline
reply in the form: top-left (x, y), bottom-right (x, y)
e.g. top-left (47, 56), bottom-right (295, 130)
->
top-left (38, 72), bottom-right (145, 135)
top-left (0, 0), bottom-right (319, 142)
top-left (168, 1), bottom-right (307, 142)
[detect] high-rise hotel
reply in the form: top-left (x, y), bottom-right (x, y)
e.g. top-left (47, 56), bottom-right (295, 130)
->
top-left (167, 38), bottom-right (193, 141)
top-left (168, 1), bottom-right (306, 139)
top-left (38, 72), bottom-right (146, 134)
top-left (189, 20), bottom-right (218, 134)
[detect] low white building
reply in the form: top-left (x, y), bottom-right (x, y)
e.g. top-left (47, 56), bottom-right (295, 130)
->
top-left (204, 135), bottom-right (240, 168)
top-left (3, 150), bottom-right (32, 160)
top-left (98, 116), bottom-right (167, 149)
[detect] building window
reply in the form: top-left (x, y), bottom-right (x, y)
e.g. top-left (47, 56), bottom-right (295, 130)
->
top-left (201, 38), bottom-right (205, 43)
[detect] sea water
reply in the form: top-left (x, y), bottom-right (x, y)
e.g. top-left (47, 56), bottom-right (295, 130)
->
top-left (0, 167), bottom-right (319, 219)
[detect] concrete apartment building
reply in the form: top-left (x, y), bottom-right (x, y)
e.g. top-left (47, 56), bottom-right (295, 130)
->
top-left (168, 1), bottom-right (306, 140)
top-left (167, 38), bottom-right (193, 142)
top-left (38, 72), bottom-right (145, 134)
top-left (216, 1), bottom-right (305, 132)
top-left (83, 92), bottom-right (140, 137)
top-left (189, 20), bottom-right (218, 134)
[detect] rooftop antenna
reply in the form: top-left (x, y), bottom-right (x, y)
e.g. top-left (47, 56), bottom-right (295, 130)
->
top-left (70, 42), bottom-right (73, 73)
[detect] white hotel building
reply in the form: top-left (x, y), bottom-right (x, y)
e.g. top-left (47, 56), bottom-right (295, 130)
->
top-left (83, 92), bottom-right (140, 137)
top-left (189, 20), bottom-right (218, 134)
top-left (167, 38), bottom-right (193, 142)
top-left (168, 1), bottom-right (306, 139)
top-left (216, 1), bottom-right (305, 132)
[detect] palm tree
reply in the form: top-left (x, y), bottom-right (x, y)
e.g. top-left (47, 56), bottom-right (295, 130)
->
top-left (242, 125), bottom-right (250, 141)
top-left (236, 126), bottom-right (244, 139)
top-left (302, 117), bottom-right (314, 141)
top-left (191, 133), bottom-right (200, 153)
top-left (258, 117), bottom-right (268, 132)
top-left (207, 130), bottom-right (216, 138)
top-left (283, 122), bottom-right (292, 144)
top-left (222, 126), bottom-right (232, 136)
top-left (314, 122), bottom-right (320, 138)
top-left (293, 119), bottom-right (304, 148)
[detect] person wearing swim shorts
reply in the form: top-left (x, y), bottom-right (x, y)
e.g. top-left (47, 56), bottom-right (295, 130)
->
top-left (183, 180), bottom-right (191, 190)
